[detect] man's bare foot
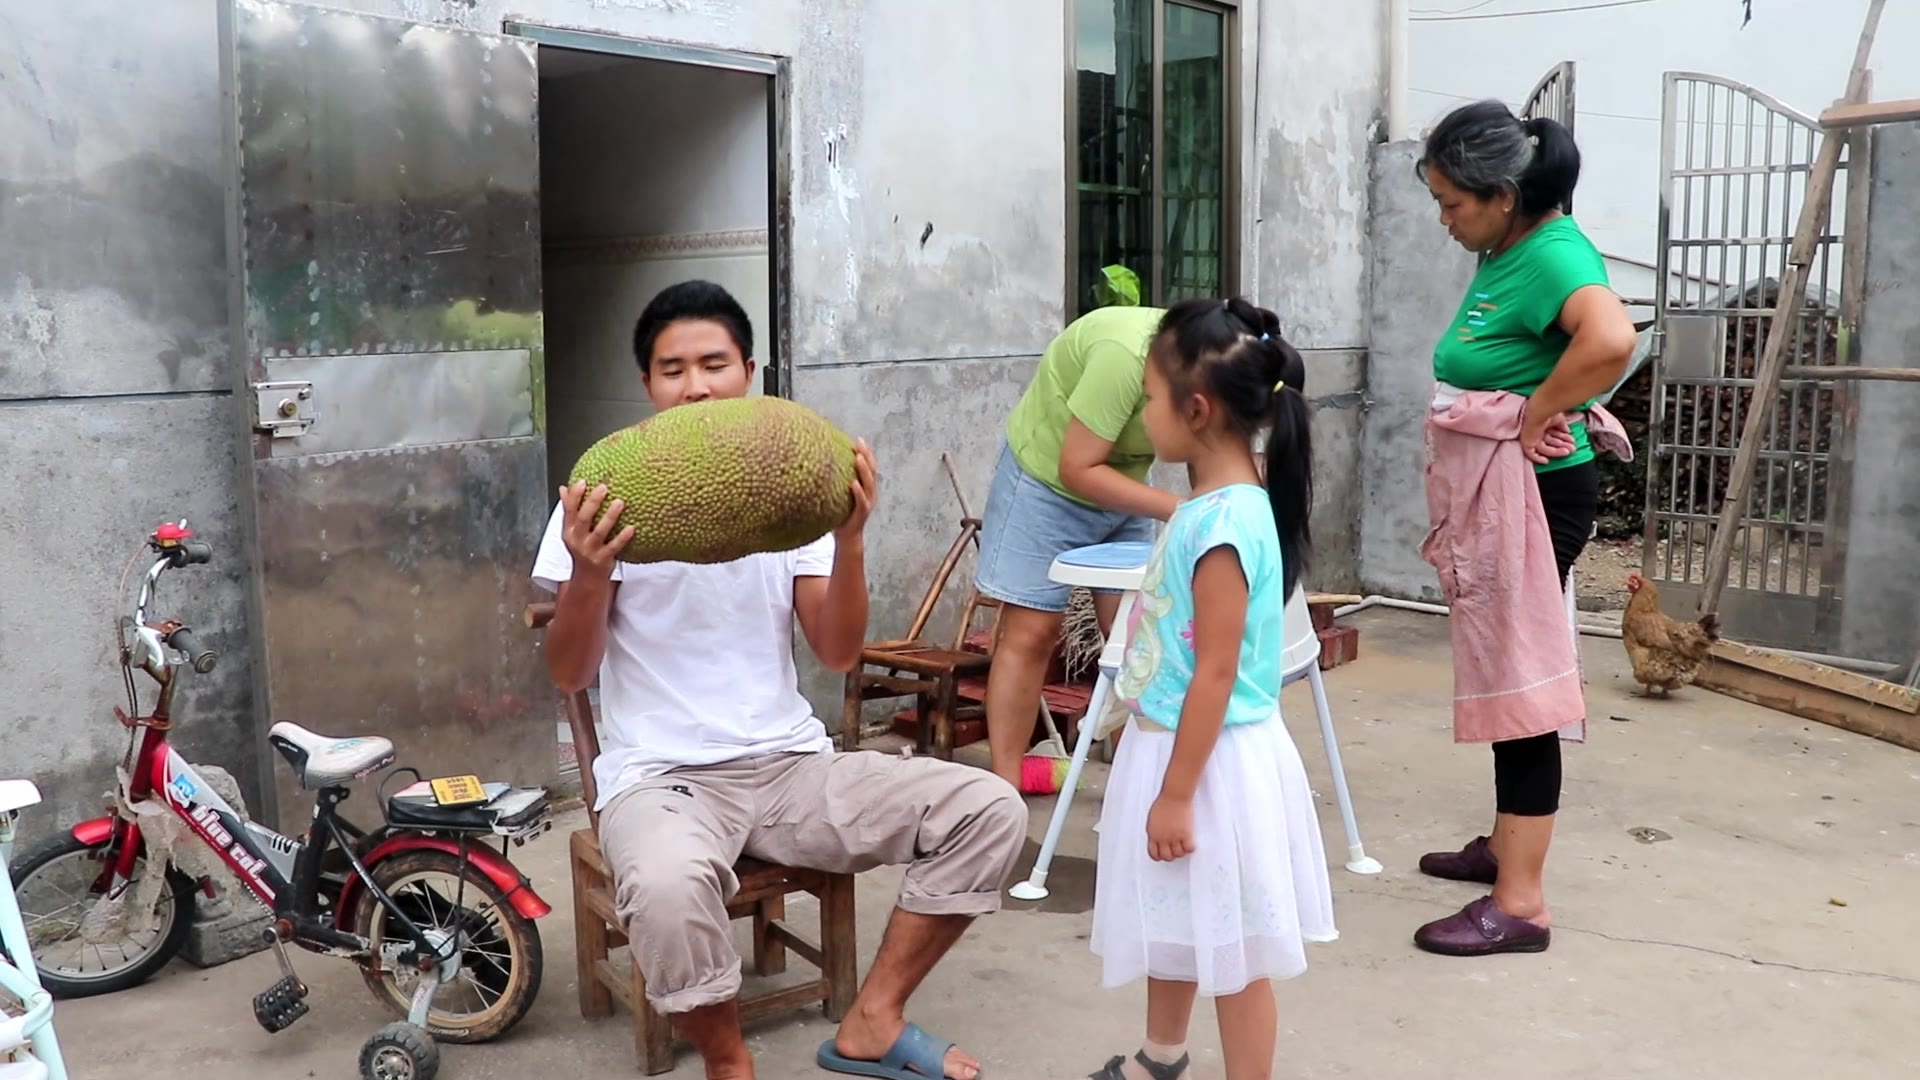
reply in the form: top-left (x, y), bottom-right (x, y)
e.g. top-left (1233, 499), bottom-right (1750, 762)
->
top-left (833, 1004), bottom-right (980, 1079)
top-left (705, 1053), bottom-right (754, 1080)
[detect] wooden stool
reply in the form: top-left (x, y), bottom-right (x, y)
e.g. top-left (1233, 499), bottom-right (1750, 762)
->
top-left (527, 602), bottom-right (859, 1075)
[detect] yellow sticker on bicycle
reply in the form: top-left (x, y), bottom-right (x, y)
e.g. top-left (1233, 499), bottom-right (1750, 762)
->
top-left (430, 774), bottom-right (487, 806)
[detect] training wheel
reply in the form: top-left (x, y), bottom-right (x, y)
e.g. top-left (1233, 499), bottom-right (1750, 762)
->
top-left (360, 1022), bottom-right (440, 1080)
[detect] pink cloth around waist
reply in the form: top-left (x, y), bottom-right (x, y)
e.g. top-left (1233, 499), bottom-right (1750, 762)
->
top-left (1419, 388), bottom-right (1634, 744)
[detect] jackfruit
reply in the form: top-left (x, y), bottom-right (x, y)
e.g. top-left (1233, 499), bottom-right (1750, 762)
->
top-left (567, 396), bottom-right (858, 565)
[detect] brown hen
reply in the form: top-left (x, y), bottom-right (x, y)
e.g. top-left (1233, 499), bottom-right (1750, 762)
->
top-left (1622, 573), bottom-right (1722, 697)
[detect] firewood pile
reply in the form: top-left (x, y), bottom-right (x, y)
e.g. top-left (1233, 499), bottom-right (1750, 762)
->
top-left (1598, 283), bottom-right (1842, 541)
top-left (1597, 363), bottom-right (1652, 539)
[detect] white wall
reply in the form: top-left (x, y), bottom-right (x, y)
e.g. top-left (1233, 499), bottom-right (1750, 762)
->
top-left (1407, 0), bottom-right (1920, 263)
top-left (538, 55), bottom-right (772, 495)
top-left (541, 55), bottom-right (770, 239)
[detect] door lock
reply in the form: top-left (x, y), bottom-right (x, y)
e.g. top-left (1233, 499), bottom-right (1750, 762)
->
top-left (252, 380), bottom-right (318, 438)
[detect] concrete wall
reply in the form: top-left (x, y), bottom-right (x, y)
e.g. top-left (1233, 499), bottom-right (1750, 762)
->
top-left (1358, 140), bottom-right (1475, 599)
top-left (1, 0), bottom-right (1383, 829)
top-left (1837, 122), bottom-right (1920, 667)
top-left (1245, 4), bottom-right (1383, 591)
top-left (793, 1), bottom-right (1384, 701)
top-left (1245, 3), bottom-right (1382, 354)
top-left (0, 2), bottom-right (263, 830)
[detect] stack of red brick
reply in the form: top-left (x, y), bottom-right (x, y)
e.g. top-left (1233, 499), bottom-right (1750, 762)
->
top-left (1311, 600), bottom-right (1361, 670)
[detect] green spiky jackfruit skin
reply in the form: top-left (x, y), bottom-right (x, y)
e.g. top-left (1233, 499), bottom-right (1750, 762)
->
top-left (567, 396), bottom-right (858, 565)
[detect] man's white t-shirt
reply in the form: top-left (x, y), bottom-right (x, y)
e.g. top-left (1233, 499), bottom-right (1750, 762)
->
top-left (530, 503), bottom-right (837, 812)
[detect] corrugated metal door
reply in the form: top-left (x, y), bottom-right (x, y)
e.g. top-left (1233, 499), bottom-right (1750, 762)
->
top-left (218, 0), bottom-right (553, 829)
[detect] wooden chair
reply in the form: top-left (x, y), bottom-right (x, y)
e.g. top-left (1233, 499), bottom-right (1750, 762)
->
top-left (839, 454), bottom-right (1006, 758)
top-left (525, 602), bottom-right (858, 1075)
top-left (839, 531), bottom-right (1002, 758)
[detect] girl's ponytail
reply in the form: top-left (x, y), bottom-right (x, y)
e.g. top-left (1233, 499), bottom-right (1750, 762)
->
top-left (1153, 296), bottom-right (1316, 598)
top-left (1264, 339), bottom-right (1314, 600)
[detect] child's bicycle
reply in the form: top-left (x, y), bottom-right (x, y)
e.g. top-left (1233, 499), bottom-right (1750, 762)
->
top-left (2, 779), bottom-right (68, 1080)
top-left (7, 521), bottom-right (557, 1080)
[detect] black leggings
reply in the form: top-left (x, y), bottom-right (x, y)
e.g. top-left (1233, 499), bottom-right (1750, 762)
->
top-left (1491, 460), bottom-right (1599, 817)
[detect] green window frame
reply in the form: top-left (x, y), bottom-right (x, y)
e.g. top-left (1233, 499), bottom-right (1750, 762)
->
top-left (1066, 0), bottom-right (1239, 318)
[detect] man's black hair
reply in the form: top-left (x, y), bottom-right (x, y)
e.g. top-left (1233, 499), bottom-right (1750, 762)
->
top-left (631, 280), bottom-right (755, 374)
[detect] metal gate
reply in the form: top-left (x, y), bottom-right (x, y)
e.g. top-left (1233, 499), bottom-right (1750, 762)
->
top-left (1643, 72), bottom-right (1863, 652)
top-left (1521, 60), bottom-right (1577, 132)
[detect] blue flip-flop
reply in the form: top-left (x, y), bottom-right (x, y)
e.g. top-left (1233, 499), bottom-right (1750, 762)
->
top-left (817, 1022), bottom-right (971, 1079)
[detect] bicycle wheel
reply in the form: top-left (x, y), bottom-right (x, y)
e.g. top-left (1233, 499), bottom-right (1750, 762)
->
top-left (349, 849), bottom-right (543, 1044)
top-left (8, 830), bottom-right (197, 998)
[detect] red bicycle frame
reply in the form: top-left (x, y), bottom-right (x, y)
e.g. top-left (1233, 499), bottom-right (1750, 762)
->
top-left (72, 529), bottom-right (549, 939)
top-left (80, 725), bottom-right (549, 929)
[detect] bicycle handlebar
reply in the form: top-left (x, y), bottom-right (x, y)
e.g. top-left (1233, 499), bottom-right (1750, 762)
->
top-left (167, 626), bottom-right (218, 675)
top-left (130, 524), bottom-right (219, 676)
top-left (165, 539), bottom-right (213, 568)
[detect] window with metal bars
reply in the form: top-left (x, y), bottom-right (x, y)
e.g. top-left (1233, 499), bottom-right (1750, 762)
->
top-left (1067, 0), bottom-right (1236, 318)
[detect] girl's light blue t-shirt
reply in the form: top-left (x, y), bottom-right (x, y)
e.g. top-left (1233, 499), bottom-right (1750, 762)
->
top-left (1114, 484), bottom-right (1286, 731)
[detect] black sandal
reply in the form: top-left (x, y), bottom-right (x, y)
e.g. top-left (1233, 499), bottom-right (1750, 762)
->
top-left (1087, 1049), bottom-right (1191, 1080)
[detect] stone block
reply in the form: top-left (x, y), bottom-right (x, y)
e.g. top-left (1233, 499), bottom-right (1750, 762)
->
top-left (180, 881), bottom-right (273, 969)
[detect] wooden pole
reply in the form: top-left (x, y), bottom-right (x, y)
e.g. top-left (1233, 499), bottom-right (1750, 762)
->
top-left (1696, 0), bottom-right (1887, 618)
top-left (940, 451), bottom-right (974, 520)
top-left (1781, 366), bottom-right (1920, 383)
top-left (1821, 97), bottom-right (1920, 130)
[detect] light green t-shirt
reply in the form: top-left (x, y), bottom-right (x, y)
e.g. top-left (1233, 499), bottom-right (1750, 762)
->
top-left (1005, 305), bottom-right (1166, 505)
top-left (1433, 216), bottom-right (1612, 473)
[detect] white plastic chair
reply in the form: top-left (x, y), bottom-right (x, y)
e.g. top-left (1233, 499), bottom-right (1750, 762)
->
top-left (1, 779), bottom-right (67, 1080)
top-left (1281, 585), bottom-right (1383, 875)
top-left (1007, 542), bottom-right (1380, 902)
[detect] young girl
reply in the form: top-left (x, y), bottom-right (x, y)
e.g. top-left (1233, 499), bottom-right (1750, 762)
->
top-left (1086, 297), bottom-right (1338, 1080)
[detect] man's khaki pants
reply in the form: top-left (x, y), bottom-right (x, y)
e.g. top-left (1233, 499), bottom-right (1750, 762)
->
top-left (597, 750), bottom-right (1029, 1014)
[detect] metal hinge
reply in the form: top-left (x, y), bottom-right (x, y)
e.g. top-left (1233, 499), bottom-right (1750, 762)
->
top-left (252, 380), bottom-right (317, 438)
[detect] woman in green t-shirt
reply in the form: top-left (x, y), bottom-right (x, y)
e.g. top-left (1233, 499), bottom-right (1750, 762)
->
top-left (1409, 100), bottom-right (1638, 958)
top-left (975, 304), bottom-right (1183, 788)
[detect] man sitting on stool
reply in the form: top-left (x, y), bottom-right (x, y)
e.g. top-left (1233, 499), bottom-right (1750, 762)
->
top-left (536, 280), bottom-right (1027, 1080)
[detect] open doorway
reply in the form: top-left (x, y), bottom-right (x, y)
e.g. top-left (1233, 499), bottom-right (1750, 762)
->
top-left (534, 43), bottom-right (776, 502)
top-left (526, 37), bottom-right (779, 778)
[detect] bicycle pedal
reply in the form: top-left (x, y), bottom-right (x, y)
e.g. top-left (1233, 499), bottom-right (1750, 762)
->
top-left (252, 974), bottom-right (311, 1034)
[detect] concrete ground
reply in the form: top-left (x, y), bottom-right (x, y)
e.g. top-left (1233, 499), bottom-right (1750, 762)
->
top-left (49, 609), bottom-right (1920, 1079)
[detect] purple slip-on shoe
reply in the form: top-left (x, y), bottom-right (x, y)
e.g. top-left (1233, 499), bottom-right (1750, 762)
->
top-left (1414, 895), bottom-right (1552, 957)
top-left (1418, 834), bottom-right (1500, 885)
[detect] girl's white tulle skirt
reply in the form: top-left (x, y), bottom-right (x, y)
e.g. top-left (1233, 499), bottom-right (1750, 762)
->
top-left (1089, 713), bottom-right (1338, 997)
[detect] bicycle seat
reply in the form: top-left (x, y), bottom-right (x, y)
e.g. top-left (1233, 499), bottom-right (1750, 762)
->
top-left (268, 722), bottom-right (396, 790)
top-left (0, 779), bottom-right (41, 814)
